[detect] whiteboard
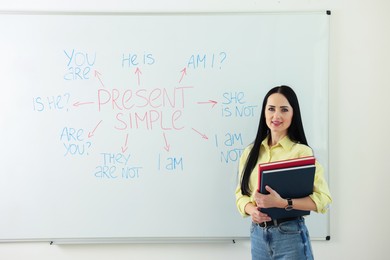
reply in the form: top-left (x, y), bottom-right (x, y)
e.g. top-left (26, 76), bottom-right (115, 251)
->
top-left (0, 11), bottom-right (330, 242)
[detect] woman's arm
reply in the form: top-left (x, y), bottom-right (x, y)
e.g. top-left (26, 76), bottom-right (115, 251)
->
top-left (244, 202), bottom-right (272, 223)
top-left (254, 185), bottom-right (317, 212)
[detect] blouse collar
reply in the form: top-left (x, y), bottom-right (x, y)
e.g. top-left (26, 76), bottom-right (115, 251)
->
top-left (261, 135), bottom-right (294, 151)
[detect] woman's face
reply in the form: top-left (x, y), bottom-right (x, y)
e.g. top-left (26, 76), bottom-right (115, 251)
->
top-left (265, 93), bottom-right (293, 136)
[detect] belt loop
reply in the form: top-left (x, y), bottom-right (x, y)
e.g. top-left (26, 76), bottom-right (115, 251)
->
top-left (273, 219), bottom-right (278, 226)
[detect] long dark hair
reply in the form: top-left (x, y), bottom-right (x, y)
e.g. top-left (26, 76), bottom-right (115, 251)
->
top-left (240, 85), bottom-right (309, 196)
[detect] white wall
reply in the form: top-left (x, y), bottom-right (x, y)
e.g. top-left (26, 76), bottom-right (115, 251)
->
top-left (0, 0), bottom-right (389, 259)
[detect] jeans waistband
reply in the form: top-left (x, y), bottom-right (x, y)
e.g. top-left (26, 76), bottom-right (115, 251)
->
top-left (257, 216), bottom-right (302, 228)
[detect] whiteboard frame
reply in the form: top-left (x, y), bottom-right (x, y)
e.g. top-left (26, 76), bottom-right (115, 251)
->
top-left (0, 10), bottom-right (331, 243)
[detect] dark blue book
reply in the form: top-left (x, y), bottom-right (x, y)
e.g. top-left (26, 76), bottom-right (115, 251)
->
top-left (259, 164), bottom-right (316, 219)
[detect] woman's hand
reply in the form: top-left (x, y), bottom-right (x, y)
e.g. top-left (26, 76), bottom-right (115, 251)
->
top-left (254, 185), bottom-right (286, 209)
top-left (245, 203), bottom-right (271, 224)
top-left (245, 186), bottom-right (287, 224)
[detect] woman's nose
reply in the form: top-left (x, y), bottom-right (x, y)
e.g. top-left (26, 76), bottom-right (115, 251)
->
top-left (273, 110), bottom-right (281, 118)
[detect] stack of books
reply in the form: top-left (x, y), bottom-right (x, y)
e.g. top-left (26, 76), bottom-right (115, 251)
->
top-left (257, 156), bottom-right (316, 219)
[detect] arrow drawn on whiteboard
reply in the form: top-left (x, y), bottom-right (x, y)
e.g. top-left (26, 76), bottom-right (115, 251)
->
top-left (121, 133), bottom-right (129, 153)
top-left (191, 128), bottom-right (208, 140)
top-left (179, 67), bottom-right (187, 83)
top-left (197, 100), bottom-right (218, 108)
top-left (94, 70), bottom-right (105, 88)
top-left (163, 132), bottom-right (170, 152)
top-left (73, 101), bottom-right (94, 107)
top-left (135, 67), bottom-right (142, 86)
top-left (88, 120), bottom-right (103, 138)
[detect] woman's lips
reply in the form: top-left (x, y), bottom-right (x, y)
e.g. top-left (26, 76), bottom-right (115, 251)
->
top-left (272, 121), bottom-right (282, 126)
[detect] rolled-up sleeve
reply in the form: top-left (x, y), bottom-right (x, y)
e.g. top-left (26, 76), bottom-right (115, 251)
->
top-left (235, 147), bottom-right (254, 217)
top-left (235, 186), bottom-right (253, 217)
top-left (310, 161), bottom-right (332, 213)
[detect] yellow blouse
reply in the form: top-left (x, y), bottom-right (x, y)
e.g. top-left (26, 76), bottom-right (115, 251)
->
top-left (235, 135), bottom-right (332, 217)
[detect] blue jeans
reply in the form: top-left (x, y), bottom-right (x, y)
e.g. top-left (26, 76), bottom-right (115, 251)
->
top-left (250, 217), bottom-right (314, 260)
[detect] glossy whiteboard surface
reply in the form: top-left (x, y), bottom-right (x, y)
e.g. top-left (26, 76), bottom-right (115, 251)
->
top-left (0, 12), bottom-right (329, 242)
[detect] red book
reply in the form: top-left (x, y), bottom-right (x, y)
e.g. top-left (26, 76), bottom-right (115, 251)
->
top-left (257, 156), bottom-right (315, 192)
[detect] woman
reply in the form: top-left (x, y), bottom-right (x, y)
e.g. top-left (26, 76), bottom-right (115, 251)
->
top-left (235, 85), bottom-right (331, 260)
